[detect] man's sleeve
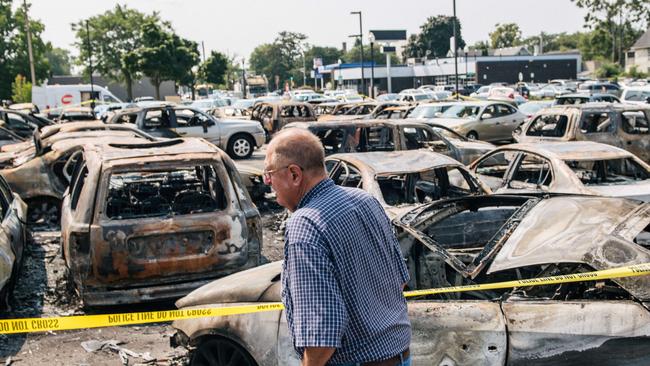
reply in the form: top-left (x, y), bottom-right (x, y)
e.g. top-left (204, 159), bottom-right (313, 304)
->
top-left (285, 240), bottom-right (348, 348)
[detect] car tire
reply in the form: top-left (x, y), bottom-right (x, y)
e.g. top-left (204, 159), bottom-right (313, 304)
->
top-left (466, 131), bottom-right (479, 140)
top-left (26, 197), bottom-right (61, 229)
top-left (190, 338), bottom-right (257, 366)
top-left (227, 134), bottom-right (254, 159)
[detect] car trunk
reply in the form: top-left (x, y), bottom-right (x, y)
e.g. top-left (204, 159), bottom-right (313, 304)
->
top-left (86, 163), bottom-right (250, 292)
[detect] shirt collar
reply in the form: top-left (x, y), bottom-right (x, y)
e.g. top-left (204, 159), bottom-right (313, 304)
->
top-left (297, 178), bottom-right (334, 209)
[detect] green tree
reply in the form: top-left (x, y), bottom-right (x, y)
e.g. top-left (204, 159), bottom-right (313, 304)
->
top-left (137, 20), bottom-right (175, 100)
top-left (11, 74), bottom-right (31, 103)
top-left (489, 23), bottom-right (523, 49)
top-left (0, 0), bottom-right (49, 100)
top-left (45, 43), bottom-right (71, 76)
top-left (402, 15), bottom-right (465, 59)
top-left (571, 0), bottom-right (649, 64)
top-left (249, 31), bottom-right (308, 87)
top-left (625, 65), bottom-right (648, 79)
top-left (136, 20), bottom-right (199, 99)
top-left (595, 61), bottom-right (622, 78)
top-left (72, 4), bottom-right (161, 101)
top-left (201, 50), bottom-right (229, 85)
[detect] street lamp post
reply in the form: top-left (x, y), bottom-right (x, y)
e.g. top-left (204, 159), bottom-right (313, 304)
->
top-left (85, 20), bottom-right (95, 110)
top-left (350, 11), bottom-right (365, 96)
top-left (22, 0), bottom-right (36, 86)
top-left (369, 32), bottom-right (375, 98)
top-left (452, 0), bottom-right (459, 100)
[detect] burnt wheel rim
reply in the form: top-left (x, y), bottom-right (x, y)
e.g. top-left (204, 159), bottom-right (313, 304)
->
top-left (28, 201), bottom-right (60, 226)
top-left (191, 339), bottom-right (255, 366)
top-left (232, 138), bottom-right (251, 157)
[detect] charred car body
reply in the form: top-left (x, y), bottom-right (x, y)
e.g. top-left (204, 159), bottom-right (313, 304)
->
top-left (250, 101), bottom-right (316, 136)
top-left (172, 194), bottom-right (650, 365)
top-left (0, 175), bottom-right (27, 308)
top-left (0, 130), bottom-right (156, 226)
top-left (325, 150), bottom-right (490, 218)
top-left (470, 141), bottom-right (650, 201)
top-left (286, 120), bottom-right (495, 165)
top-left (514, 103), bottom-right (650, 163)
top-left (60, 138), bottom-right (262, 305)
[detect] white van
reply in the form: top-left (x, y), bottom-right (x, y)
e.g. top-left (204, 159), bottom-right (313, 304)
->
top-left (31, 84), bottom-right (122, 115)
top-left (621, 86), bottom-right (650, 105)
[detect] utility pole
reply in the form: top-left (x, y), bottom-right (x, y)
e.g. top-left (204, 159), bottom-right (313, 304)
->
top-left (22, 0), bottom-right (36, 85)
top-left (85, 20), bottom-right (95, 110)
top-left (452, 0), bottom-right (459, 100)
top-left (201, 41), bottom-right (207, 63)
top-left (241, 58), bottom-right (247, 98)
top-left (350, 11), bottom-right (365, 96)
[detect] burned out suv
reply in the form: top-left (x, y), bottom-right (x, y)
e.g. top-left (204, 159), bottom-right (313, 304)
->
top-left (60, 138), bottom-right (262, 305)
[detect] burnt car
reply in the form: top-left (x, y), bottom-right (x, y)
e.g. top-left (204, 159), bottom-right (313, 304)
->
top-left (325, 150), bottom-right (490, 218)
top-left (1, 121), bottom-right (158, 153)
top-left (0, 131), bottom-right (156, 226)
top-left (286, 120), bottom-right (495, 165)
top-left (514, 103), bottom-right (650, 163)
top-left (0, 108), bottom-right (53, 139)
top-left (60, 138), bottom-right (262, 305)
top-left (107, 105), bottom-right (266, 159)
top-left (470, 141), bottom-right (650, 201)
top-left (171, 194), bottom-right (650, 365)
top-left (0, 175), bottom-right (27, 308)
top-left (250, 101), bottom-right (316, 136)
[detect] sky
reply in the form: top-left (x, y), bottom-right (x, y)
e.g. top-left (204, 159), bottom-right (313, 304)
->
top-left (24, 0), bottom-right (589, 62)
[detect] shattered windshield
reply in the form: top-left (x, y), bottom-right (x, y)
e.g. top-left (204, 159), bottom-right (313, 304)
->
top-left (564, 158), bottom-right (650, 185)
top-left (105, 165), bottom-right (227, 219)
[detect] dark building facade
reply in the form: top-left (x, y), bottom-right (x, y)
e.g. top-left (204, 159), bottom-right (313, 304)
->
top-left (476, 58), bottom-right (578, 84)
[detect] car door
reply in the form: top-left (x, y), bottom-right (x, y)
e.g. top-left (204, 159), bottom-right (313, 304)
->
top-left (0, 175), bottom-right (26, 293)
top-left (618, 110), bottom-right (650, 163)
top-left (502, 153), bottom-right (553, 194)
top-left (139, 109), bottom-right (177, 138)
top-left (574, 110), bottom-right (620, 148)
top-left (2, 112), bottom-right (34, 138)
top-left (171, 108), bottom-right (221, 145)
top-left (496, 104), bottom-right (521, 139)
top-left (478, 105), bottom-right (499, 141)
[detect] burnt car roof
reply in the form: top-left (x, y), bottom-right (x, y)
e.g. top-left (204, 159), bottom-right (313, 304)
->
top-left (494, 141), bottom-right (633, 161)
top-left (85, 138), bottom-right (222, 166)
top-left (328, 150), bottom-right (463, 174)
top-left (288, 119), bottom-right (432, 129)
top-left (542, 103), bottom-right (650, 112)
top-left (40, 121), bottom-right (142, 138)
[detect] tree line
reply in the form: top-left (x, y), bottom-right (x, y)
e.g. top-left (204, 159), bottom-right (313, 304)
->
top-left (1, 0), bottom-right (648, 103)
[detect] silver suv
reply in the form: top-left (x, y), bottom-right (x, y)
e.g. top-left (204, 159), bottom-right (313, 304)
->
top-left (107, 105), bottom-right (266, 159)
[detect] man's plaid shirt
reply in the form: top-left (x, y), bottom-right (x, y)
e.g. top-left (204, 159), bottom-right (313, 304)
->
top-left (281, 178), bottom-right (411, 365)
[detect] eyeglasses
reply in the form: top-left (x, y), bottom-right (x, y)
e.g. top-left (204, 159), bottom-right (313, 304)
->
top-left (262, 164), bottom-right (303, 185)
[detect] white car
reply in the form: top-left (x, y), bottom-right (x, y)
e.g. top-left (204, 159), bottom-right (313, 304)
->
top-left (621, 86), bottom-right (650, 105)
top-left (529, 84), bottom-right (570, 98)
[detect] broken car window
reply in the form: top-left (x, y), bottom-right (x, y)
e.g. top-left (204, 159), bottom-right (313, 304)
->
top-left (579, 111), bottom-right (615, 134)
top-left (105, 165), bottom-right (227, 219)
top-left (526, 114), bottom-right (569, 137)
top-left (362, 126), bottom-right (394, 152)
top-left (621, 111), bottom-right (650, 135)
top-left (378, 167), bottom-right (477, 206)
top-left (509, 154), bottom-right (552, 188)
top-left (144, 110), bottom-right (171, 128)
top-left (564, 158), bottom-right (650, 185)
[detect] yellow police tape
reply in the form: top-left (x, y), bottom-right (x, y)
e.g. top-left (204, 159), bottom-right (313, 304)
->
top-left (1, 262), bottom-right (649, 335)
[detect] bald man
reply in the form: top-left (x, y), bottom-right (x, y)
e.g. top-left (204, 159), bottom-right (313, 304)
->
top-left (264, 129), bottom-right (411, 366)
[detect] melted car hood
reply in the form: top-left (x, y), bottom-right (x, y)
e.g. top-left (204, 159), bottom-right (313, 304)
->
top-left (175, 261), bottom-right (283, 308)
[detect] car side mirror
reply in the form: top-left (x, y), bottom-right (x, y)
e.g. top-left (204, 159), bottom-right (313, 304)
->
top-left (481, 113), bottom-right (492, 120)
top-left (646, 96), bottom-right (650, 104)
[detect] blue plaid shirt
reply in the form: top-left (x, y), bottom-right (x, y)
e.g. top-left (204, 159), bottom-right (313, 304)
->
top-left (281, 178), bottom-right (411, 365)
